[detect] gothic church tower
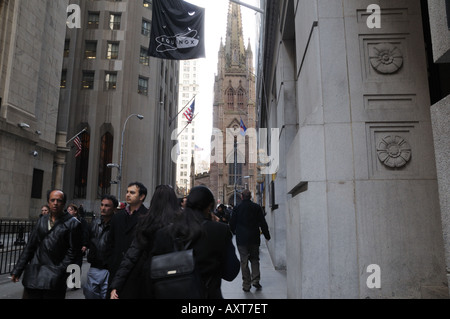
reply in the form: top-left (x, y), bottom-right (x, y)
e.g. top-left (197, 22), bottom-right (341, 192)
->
top-left (209, 2), bottom-right (256, 205)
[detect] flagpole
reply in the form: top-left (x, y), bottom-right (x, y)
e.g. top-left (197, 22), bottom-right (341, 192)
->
top-left (170, 94), bottom-right (197, 127)
top-left (66, 127), bottom-right (87, 145)
top-left (177, 113), bottom-right (199, 138)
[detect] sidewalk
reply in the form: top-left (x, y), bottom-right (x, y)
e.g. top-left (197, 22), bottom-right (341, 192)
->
top-left (221, 239), bottom-right (287, 299)
top-left (0, 240), bottom-right (287, 300)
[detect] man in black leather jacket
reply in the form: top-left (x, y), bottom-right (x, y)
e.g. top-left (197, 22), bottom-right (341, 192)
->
top-left (83, 194), bottom-right (117, 299)
top-left (11, 190), bottom-right (82, 299)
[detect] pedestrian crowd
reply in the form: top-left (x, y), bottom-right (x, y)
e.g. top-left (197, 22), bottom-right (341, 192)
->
top-left (10, 182), bottom-right (271, 299)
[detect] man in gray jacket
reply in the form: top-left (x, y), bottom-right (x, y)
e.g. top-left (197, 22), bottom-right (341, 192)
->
top-left (229, 189), bottom-right (271, 292)
top-left (11, 190), bottom-right (82, 299)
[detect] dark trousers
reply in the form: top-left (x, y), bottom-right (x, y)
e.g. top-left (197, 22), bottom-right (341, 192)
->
top-left (23, 288), bottom-right (66, 299)
top-left (237, 245), bottom-right (260, 289)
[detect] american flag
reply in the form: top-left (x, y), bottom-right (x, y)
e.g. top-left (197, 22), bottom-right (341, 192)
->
top-left (183, 99), bottom-right (195, 124)
top-left (74, 136), bottom-right (82, 158)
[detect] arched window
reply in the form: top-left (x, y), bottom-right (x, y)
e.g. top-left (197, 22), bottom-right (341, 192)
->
top-left (74, 130), bottom-right (90, 199)
top-left (98, 132), bottom-right (113, 197)
top-left (237, 88), bottom-right (245, 109)
top-left (228, 162), bottom-right (243, 185)
top-left (226, 87), bottom-right (234, 109)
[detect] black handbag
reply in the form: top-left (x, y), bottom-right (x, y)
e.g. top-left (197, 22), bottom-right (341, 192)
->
top-left (150, 240), bottom-right (205, 299)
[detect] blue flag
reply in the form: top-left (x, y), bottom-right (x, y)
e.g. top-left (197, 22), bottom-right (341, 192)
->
top-left (240, 118), bottom-right (247, 136)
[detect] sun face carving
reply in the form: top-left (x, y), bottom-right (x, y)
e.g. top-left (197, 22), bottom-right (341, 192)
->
top-left (369, 43), bottom-right (404, 74)
top-left (377, 135), bottom-right (411, 168)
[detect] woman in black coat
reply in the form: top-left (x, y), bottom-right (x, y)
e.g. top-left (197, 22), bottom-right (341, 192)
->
top-left (110, 185), bottom-right (239, 299)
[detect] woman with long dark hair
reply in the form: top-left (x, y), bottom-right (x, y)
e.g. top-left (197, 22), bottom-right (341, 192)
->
top-left (151, 185), bottom-right (240, 299)
top-left (109, 185), bottom-right (180, 298)
top-left (110, 185), bottom-right (239, 299)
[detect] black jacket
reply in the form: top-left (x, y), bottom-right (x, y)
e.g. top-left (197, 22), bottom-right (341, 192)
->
top-left (110, 219), bottom-right (240, 299)
top-left (229, 199), bottom-right (271, 246)
top-left (107, 204), bottom-right (147, 298)
top-left (87, 217), bottom-right (112, 269)
top-left (11, 213), bottom-right (82, 291)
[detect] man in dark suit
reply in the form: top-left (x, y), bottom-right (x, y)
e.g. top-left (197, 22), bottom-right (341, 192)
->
top-left (108, 182), bottom-right (147, 298)
top-left (229, 189), bottom-right (271, 292)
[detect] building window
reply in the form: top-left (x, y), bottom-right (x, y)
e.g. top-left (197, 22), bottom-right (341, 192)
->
top-left (138, 76), bottom-right (148, 95)
top-left (226, 87), bottom-right (234, 109)
top-left (142, 19), bottom-right (151, 37)
top-left (64, 39), bottom-right (70, 57)
top-left (140, 46), bottom-right (150, 65)
top-left (446, 0), bottom-right (450, 29)
top-left (237, 88), bottom-right (245, 109)
top-left (106, 42), bottom-right (119, 59)
top-left (143, 0), bottom-right (152, 10)
top-left (74, 130), bottom-right (90, 199)
top-left (31, 169), bottom-right (44, 199)
top-left (105, 72), bottom-right (117, 90)
top-left (82, 71), bottom-right (95, 89)
top-left (84, 41), bottom-right (97, 60)
top-left (228, 163), bottom-right (243, 185)
top-left (60, 70), bottom-right (67, 89)
top-left (109, 13), bottom-right (121, 30)
top-left (87, 12), bottom-right (100, 29)
top-left (98, 132), bottom-right (113, 197)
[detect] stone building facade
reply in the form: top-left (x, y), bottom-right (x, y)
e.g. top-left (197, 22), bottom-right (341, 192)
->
top-left (59, 0), bottom-right (179, 210)
top-left (0, 0), bottom-right (69, 218)
top-left (0, 0), bottom-right (179, 217)
top-left (256, 0), bottom-right (450, 298)
top-left (209, 2), bottom-right (257, 206)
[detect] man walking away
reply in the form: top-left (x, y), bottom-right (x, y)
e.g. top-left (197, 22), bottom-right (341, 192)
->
top-left (83, 195), bottom-right (117, 299)
top-left (11, 190), bottom-right (82, 299)
top-left (229, 189), bottom-right (271, 292)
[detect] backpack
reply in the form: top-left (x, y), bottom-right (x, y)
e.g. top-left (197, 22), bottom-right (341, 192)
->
top-left (149, 239), bottom-right (205, 299)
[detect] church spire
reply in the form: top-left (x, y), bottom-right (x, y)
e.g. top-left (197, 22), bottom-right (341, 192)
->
top-left (224, 2), bottom-right (247, 70)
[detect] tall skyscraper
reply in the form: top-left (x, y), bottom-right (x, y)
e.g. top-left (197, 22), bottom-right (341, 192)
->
top-left (176, 60), bottom-right (200, 196)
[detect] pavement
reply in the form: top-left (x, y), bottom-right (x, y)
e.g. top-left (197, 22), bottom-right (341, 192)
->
top-left (0, 239), bottom-right (287, 300)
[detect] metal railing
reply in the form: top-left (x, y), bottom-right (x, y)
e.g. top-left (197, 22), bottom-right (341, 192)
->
top-left (0, 220), bottom-right (37, 275)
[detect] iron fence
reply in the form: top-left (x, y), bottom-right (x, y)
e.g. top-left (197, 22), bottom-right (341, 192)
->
top-left (0, 220), bottom-right (37, 275)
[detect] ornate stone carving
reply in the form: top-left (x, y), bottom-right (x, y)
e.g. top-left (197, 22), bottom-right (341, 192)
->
top-left (369, 43), bottom-right (403, 74)
top-left (377, 135), bottom-right (411, 168)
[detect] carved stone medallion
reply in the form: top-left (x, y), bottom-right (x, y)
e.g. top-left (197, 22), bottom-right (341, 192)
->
top-left (377, 135), bottom-right (411, 168)
top-left (369, 43), bottom-right (404, 74)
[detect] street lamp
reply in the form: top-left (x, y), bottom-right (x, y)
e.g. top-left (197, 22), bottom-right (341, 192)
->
top-left (108, 113), bottom-right (144, 201)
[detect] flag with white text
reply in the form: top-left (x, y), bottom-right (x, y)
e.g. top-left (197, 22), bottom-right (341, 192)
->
top-left (148, 0), bottom-right (205, 60)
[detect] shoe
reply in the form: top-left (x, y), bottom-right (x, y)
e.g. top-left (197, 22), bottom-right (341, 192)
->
top-left (243, 287), bottom-right (250, 292)
top-left (253, 283), bottom-right (262, 290)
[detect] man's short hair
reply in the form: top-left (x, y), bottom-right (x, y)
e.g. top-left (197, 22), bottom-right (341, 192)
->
top-left (46, 189), bottom-right (67, 204)
top-left (242, 189), bottom-right (251, 200)
top-left (128, 182), bottom-right (148, 201)
top-left (101, 194), bottom-right (118, 209)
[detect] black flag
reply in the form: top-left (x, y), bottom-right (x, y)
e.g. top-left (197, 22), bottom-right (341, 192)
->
top-left (148, 0), bottom-right (205, 60)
